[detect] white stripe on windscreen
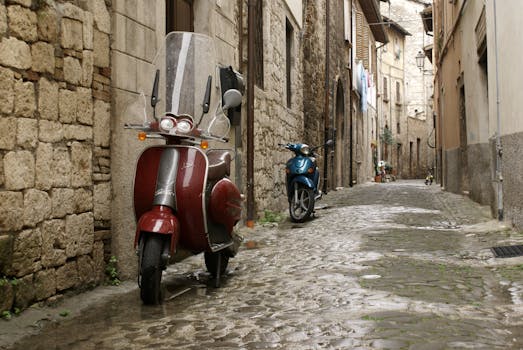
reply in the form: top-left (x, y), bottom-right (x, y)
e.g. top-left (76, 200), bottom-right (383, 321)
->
top-left (171, 33), bottom-right (191, 114)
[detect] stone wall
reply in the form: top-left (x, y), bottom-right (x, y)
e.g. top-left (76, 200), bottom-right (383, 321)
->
top-left (245, 0), bottom-right (304, 216)
top-left (303, 0), bottom-right (353, 190)
top-left (303, 0), bottom-right (326, 150)
top-left (110, 0), bottom-right (159, 280)
top-left (0, 0), bottom-right (111, 314)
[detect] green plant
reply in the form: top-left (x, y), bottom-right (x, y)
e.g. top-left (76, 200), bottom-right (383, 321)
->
top-left (258, 210), bottom-right (283, 224)
top-left (380, 127), bottom-right (394, 145)
top-left (362, 315), bottom-right (384, 322)
top-left (0, 276), bottom-right (19, 287)
top-left (105, 256), bottom-right (120, 286)
top-left (1, 311), bottom-right (11, 320)
top-left (59, 310), bottom-right (70, 317)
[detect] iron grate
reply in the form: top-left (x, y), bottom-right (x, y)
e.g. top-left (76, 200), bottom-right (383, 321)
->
top-left (491, 244), bottom-right (523, 258)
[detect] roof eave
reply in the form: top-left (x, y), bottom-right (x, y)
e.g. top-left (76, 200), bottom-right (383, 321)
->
top-left (360, 0), bottom-right (389, 43)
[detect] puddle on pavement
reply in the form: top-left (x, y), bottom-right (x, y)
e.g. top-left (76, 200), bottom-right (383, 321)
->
top-left (360, 310), bottom-right (523, 349)
top-left (363, 227), bottom-right (462, 254)
top-left (358, 256), bottom-right (513, 306)
top-left (9, 269), bottom-right (230, 350)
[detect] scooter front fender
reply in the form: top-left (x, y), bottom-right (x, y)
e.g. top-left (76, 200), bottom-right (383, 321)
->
top-left (287, 176), bottom-right (315, 200)
top-left (134, 206), bottom-right (180, 254)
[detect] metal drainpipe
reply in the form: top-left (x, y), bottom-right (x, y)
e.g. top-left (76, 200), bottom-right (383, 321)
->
top-left (246, 0), bottom-right (255, 226)
top-left (322, 0), bottom-right (330, 194)
top-left (493, 0), bottom-right (503, 220)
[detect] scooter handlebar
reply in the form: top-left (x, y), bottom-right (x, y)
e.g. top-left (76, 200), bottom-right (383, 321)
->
top-left (124, 123), bottom-right (149, 129)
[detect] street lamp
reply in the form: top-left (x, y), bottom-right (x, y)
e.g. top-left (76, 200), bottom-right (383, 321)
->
top-left (416, 51), bottom-right (425, 71)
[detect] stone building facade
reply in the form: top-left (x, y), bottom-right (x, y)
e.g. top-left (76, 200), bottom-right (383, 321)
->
top-left (433, 0), bottom-right (523, 228)
top-left (0, 0), bottom-right (111, 314)
top-left (303, 0), bottom-right (353, 192)
top-left (303, 0), bottom-right (388, 190)
top-left (380, 0), bottom-right (434, 179)
top-left (377, 17), bottom-right (408, 177)
top-left (247, 0), bottom-right (304, 215)
top-left (351, 0), bottom-right (387, 183)
top-left (111, 0), bottom-right (305, 278)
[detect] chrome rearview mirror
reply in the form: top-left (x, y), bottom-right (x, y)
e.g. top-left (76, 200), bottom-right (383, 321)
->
top-left (222, 89), bottom-right (242, 110)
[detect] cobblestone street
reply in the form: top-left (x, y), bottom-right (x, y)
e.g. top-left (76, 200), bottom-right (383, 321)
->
top-left (3, 180), bottom-right (523, 349)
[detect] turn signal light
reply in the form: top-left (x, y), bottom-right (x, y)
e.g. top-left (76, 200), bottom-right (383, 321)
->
top-left (138, 132), bottom-right (147, 141)
top-left (200, 140), bottom-right (209, 149)
top-left (307, 167), bottom-right (314, 174)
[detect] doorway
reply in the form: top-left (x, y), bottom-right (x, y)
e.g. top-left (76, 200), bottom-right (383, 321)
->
top-left (459, 84), bottom-right (469, 192)
top-left (334, 81), bottom-right (345, 188)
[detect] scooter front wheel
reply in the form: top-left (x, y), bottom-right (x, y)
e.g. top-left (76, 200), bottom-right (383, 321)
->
top-left (140, 234), bottom-right (164, 305)
top-left (289, 186), bottom-right (315, 223)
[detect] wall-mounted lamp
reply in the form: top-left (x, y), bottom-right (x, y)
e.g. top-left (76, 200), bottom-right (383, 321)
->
top-left (416, 51), bottom-right (425, 71)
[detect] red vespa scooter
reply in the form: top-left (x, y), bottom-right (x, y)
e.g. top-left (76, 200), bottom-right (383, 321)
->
top-left (125, 32), bottom-right (244, 304)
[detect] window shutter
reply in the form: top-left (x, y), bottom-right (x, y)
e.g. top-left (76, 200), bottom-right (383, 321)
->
top-left (356, 12), bottom-right (364, 62)
top-left (362, 24), bottom-right (369, 69)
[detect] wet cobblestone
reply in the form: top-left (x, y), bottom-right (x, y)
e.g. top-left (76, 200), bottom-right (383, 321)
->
top-left (3, 180), bottom-right (523, 349)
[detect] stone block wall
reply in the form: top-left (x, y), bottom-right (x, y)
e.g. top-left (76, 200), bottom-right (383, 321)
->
top-left (0, 0), bottom-right (111, 314)
top-left (248, 0), bottom-right (304, 215)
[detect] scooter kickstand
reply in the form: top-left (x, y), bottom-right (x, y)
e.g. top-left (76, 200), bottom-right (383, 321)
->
top-left (215, 253), bottom-right (222, 288)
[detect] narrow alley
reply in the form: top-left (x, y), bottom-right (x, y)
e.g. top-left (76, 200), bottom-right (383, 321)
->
top-left (3, 180), bottom-right (523, 349)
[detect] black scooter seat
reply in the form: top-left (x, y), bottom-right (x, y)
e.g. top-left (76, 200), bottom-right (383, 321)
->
top-left (207, 150), bottom-right (231, 180)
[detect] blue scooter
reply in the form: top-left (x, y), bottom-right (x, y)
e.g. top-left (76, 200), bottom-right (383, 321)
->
top-left (280, 140), bottom-right (333, 222)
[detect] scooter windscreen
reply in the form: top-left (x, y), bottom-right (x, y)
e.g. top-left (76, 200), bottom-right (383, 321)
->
top-left (126, 32), bottom-right (230, 139)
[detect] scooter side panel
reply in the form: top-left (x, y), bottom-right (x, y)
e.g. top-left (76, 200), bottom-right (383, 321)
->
top-left (133, 147), bottom-right (162, 220)
top-left (287, 176), bottom-right (316, 200)
top-left (209, 178), bottom-right (242, 233)
top-left (175, 147), bottom-right (209, 251)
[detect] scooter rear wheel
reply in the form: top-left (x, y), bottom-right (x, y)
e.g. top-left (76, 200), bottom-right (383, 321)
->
top-left (140, 235), bottom-right (164, 305)
top-left (289, 186), bottom-right (315, 223)
top-left (204, 251), bottom-right (229, 277)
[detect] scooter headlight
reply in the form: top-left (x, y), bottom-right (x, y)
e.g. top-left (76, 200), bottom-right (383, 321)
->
top-left (300, 145), bottom-right (310, 155)
top-left (159, 117), bottom-right (176, 131)
top-left (176, 118), bottom-right (193, 134)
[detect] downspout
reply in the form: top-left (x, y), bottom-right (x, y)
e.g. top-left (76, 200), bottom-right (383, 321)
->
top-left (322, 0), bottom-right (330, 194)
top-left (235, 0), bottom-right (243, 195)
top-left (246, 0), bottom-right (255, 226)
top-left (493, 0), bottom-right (503, 220)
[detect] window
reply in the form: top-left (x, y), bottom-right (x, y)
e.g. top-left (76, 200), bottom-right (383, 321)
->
top-left (476, 6), bottom-right (488, 74)
top-left (383, 77), bottom-right (387, 98)
top-left (394, 38), bottom-right (401, 60)
top-left (254, 0), bottom-right (264, 88)
top-left (351, 8), bottom-right (357, 88)
top-left (396, 108), bottom-right (400, 134)
top-left (416, 138), bottom-right (421, 176)
top-left (286, 18), bottom-right (293, 108)
top-left (344, 0), bottom-right (350, 42)
top-left (409, 141), bottom-right (413, 176)
top-left (166, 0), bottom-right (193, 33)
top-left (396, 81), bottom-right (401, 104)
